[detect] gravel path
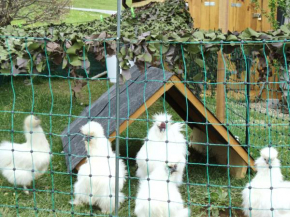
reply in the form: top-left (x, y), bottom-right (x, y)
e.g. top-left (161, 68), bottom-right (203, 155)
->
top-left (249, 102), bottom-right (289, 119)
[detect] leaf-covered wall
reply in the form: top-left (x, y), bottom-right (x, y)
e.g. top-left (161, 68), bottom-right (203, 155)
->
top-left (0, 0), bottom-right (289, 82)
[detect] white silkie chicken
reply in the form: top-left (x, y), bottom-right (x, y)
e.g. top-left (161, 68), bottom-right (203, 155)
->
top-left (0, 115), bottom-right (50, 194)
top-left (135, 155), bottom-right (189, 217)
top-left (136, 113), bottom-right (187, 186)
top-left (71, 121), bottom-right (127, 214)
top-left (242, 147), bottom-right (290, 217)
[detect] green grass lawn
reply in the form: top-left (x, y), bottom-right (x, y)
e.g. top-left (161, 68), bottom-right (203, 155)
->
top-left (0, 75), bottom-right (289, 217)
top-left (62, 10), bottom-right (109, 24)
top-left (71, 0), bottom-right (132, 11)
top-left (12, 10), bottom-right (109, 27)
top-left (12, 0), bottom-right (124, 27)
top-left (11, 0), bottom-right (134, 26)
top-left (5, 1), bottom-right (290, 216)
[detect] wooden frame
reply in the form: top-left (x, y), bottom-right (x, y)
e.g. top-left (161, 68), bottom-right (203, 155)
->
top-left (76, 75), bottom-right (255, 178)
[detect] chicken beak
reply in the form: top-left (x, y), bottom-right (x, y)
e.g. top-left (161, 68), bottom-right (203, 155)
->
top-left (158, 122), bottom-right (166, 132)
top-left (83, 135), bottom-right (93, 142)
top-left (88, 136), bottom-right (94, 141)
top-left (170, 167), bottom-right (177, 174)
top-left (169, 165), bottom-right (177, 174)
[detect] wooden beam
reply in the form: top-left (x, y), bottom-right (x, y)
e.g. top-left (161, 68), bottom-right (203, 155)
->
top-left (170, 75), bottom-right (255, 172)
top-left (216, 0), bottom-right (229, 123)
top-left (216, 52), bottom-right (226, 123)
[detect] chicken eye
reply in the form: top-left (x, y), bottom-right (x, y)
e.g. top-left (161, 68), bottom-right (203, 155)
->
top-left (264, 158), bottom-right (267, 161)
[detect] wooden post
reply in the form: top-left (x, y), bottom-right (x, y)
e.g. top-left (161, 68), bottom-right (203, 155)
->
top-left (216, 1), bottom-right (248, 179)
top-left (216, 53), bottom-right (226, 122)
top-left (216, 0), bottom-right (229, 123)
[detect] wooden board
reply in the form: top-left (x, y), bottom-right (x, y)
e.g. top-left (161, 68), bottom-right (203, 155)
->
top-left (188, 0), bottom-right (219, 30)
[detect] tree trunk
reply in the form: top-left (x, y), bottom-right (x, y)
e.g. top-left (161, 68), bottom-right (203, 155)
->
top-left (0, 0), bottom-right (13, 27)
top-left (122, 0), bottom-right (129, 9)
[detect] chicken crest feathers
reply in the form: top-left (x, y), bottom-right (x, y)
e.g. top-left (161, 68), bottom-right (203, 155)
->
top-left (24, 115), bottom-right (41, 129)
top-left (80, 121), bottom-right (105, 138)
top-left (260, 147), bottom-right (278, 160)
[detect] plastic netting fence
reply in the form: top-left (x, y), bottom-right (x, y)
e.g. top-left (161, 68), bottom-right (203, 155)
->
top-left (0, 38), bottom-right (290, 217)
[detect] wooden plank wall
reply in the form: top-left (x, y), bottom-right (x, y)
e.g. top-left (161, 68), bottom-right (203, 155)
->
top-left (187, 0), bottom-right (279, 99)
top-left (187, 0), bottom-right (273, 31)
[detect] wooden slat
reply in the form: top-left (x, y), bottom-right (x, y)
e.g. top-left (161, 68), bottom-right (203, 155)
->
top-left (192, 0), bottom-right (201, 28)
top-left (236, 0), bottom-right (250, 32)
top-left (218, 0), bottom-right (229, 32)
top-left (200, 0), bottom-right (210, 30)
top-left (228, 0), bottom-right (236, 31)
top-left (256, 0), bottom-right (264, 31)
top-left (249, 1), bottom-right (259, 30)
top-left (261, 0), bottom-right (273, 31)
top-left (210, 0), bottom-right (219, 30)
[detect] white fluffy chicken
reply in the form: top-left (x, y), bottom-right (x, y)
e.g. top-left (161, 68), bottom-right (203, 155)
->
top-left (71, 121), bottom-right (127, 214)
top-left (136, 113), bottom-right (187, 186)
top-left (242, 147), bottom-right (290, 217)
top-left (0, 115), bottom-right (50, 194)
top-left (135, 155), bottom-right (189, 217)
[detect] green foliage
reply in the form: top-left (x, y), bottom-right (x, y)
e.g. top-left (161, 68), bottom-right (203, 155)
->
top-left (0, 0), bottom-right (289, 83)
top-left (251, 0), bottom-right (288, 30)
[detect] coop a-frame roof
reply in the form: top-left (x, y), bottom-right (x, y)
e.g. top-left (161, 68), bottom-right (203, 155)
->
top-left (61, 65), bottom-right (255, 174)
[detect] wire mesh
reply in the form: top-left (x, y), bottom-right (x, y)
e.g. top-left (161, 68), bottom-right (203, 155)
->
top-left (0, 14), bottom-right (290, 217)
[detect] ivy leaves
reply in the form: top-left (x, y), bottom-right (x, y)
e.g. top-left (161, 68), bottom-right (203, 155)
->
top-left (0, 0), bottom-right (289, 84)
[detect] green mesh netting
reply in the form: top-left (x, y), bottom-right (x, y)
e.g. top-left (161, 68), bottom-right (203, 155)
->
top-left (0, 37), bottom-right (289, 217)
